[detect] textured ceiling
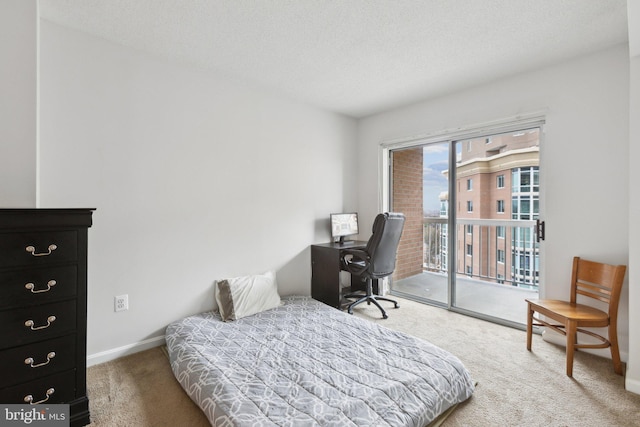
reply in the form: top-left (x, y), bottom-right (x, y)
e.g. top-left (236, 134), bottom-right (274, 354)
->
top-left (38, 0), bottom-right (629, 118)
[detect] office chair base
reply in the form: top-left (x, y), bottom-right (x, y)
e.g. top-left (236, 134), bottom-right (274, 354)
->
top-left (345, 294), bottom-right (399, 319)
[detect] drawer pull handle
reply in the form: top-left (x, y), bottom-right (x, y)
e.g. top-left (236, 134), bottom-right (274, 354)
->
top-left (25, 244), bottom-right (58, 257)
top-left (24, 316), bottom-right (56, 330)
top-left (24, 388), bottom-right (55, 405)
top-left (25, 352), bottom-right (56, 368)
top-left (25, 280), bottom-right (57, 293)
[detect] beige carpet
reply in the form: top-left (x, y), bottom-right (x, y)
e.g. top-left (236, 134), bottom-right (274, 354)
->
top-left (87, 297), bottom-right (640, 426)
top-left (87, 346), bottom-right (210, 427)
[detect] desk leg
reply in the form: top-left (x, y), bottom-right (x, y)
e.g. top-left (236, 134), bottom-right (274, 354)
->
top-left (311, 246), bottom-right (342, 308)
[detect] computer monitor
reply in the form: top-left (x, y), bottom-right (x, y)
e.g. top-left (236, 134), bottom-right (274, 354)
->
top-left (330, 212), bottom-right (359, 244)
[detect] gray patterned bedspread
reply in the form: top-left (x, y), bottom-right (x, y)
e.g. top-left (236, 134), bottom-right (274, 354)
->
top-left (166, 296), bottom-right (474, 426)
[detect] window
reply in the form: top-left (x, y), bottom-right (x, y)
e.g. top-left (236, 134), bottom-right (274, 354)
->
top-left (520, 172), bottom-right (531, 192)
top-left (384, 121), bottom-right (542, 313)
top-left (513, 227), bottom-right (533, 247)
top-left (440, 201), bottom-right (448, 217)
top-left (512, 167), bottom-right (539, 193)
top-left (512, 195), bottom-right (539, 220)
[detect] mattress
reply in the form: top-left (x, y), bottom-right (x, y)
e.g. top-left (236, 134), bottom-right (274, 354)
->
top-left (166, 296), bottom-right (474, 426)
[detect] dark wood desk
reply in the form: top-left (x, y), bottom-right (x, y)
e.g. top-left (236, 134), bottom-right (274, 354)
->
top-left (311, 241), bottom-right (377, 309)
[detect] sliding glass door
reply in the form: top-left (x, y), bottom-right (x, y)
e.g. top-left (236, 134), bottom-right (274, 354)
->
top-left (388, 126), bottom-right (542, 327)
top-left (389, 142), bottom-right (450, 306)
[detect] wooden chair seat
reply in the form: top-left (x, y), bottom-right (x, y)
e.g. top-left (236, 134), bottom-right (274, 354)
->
top-left (526, 257), bottom-right (626, 377)
top-left (527, 299), bottom-right (609, 325)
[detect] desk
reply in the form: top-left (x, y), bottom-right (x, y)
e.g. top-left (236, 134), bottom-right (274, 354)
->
top-left (310, 241), bottom-right (378, 309)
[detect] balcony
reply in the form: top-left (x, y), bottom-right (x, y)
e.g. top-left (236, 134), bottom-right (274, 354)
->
top-left (392, 217), bottom-right (540, 325)
top-left (393, 272), bottom-right (538, 324)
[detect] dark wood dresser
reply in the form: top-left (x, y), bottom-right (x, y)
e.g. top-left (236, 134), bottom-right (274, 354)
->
top-left (0, 209), bottom-right (94, 426)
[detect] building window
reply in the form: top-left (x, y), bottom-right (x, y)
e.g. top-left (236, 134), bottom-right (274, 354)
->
top-left (466, 265), bottom-right (473, 276)
top-left (512, 195), bottom-right (539, 220)
top-left (512, 166), bottom-right (539, 193)
top-left (467, 201), bottom-right (473, 212)
top-left (497, 249), bottom-right (505, 263)
top-left (466, 224), bottom-right (473, 234)
top-left (497, 226), bottom-right (505, 239)
top-left (466, 244), bottom-right (473, 256)
top-left (497, 200), bottom-right (505, 213)
top-left (497, 174), bottom-right (505, 188)
top-left (440, 201), bottom-right (448, 217)
top-left (485, 137), bottom-right (492, 144)
top-left (467, 179), bottom-right (473, 191)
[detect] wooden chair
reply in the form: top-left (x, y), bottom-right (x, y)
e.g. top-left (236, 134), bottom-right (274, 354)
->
top-left (526, 256), bottom-right (627, 377)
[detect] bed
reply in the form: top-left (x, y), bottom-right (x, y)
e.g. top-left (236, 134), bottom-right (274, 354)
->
top-left (166, 295), bottom-right (474, 426)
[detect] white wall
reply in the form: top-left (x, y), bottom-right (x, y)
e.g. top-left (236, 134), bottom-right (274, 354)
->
top-left (38, 21), bottom-right (357, 362)
top-left (0, 0), bottom-right (37, 207)
top-left (358, 46), bottom-right (631, 358)
top-left (626, 0), bottom-right (640, 394)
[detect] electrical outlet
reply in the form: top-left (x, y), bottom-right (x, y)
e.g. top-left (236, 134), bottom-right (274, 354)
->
top-left (115, 294), bottom-right (129, 312)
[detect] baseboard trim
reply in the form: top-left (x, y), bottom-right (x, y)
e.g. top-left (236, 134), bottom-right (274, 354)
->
top-left (626, 376), bottom-right (640, 394)
top-left (87, 335), bottom-right (166, 367)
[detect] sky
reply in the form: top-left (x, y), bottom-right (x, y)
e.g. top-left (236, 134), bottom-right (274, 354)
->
top-left (423, 143), bottom-right (454, 215)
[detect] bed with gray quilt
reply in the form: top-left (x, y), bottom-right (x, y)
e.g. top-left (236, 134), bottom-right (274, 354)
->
top-left (166, 296), bottom-right (474, 426)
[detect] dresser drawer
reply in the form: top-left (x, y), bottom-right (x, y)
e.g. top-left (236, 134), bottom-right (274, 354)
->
top-left (0, 369), bottom-right (76, 404)
top-left (0, 335), bottom-right (76, 388)
top-left (0, 300), bottom-right (76, 349)
top-left (0, 265), bottom-right (78, 310)
top-left (0, 230), bottom-right (78, 268)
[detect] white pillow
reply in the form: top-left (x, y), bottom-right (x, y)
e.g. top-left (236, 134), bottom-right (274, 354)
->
top-left (214, 271), bottom-right (281, 321)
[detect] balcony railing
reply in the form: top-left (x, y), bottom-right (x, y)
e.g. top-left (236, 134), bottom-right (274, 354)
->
top-left (423, 217), bottom-right (539, 290)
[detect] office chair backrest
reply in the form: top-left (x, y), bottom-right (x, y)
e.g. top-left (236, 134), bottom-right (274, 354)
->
top-left (365, 212), bottom-right (406, 278)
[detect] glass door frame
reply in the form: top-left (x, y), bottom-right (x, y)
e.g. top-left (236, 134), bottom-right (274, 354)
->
top-left (379, 113), bottom-right (546, 329)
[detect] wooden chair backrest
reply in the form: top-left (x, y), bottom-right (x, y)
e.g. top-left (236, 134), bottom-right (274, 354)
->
top-left (570, 256), bottom-right (627, 318)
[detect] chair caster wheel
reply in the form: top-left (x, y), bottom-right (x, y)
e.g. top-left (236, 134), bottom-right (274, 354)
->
top-left (394, 304), bottom-right (400, 309)
top-left (382, 314), bottom-right (388, 319)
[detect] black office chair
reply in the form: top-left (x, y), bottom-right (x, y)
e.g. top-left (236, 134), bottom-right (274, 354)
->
top-left (341, 212), bottom-right (405, 319)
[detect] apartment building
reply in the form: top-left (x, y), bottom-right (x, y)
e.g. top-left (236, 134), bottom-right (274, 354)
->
top-left (454, 130), bottom-right (540, 288)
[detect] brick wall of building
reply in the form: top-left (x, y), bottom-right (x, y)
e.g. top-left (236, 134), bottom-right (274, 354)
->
top-left (392, 148), bottom-right (424, 280)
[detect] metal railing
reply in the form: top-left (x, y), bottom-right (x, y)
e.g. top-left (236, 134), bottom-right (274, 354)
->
top-left (423, 217), bottom-right (539, 290)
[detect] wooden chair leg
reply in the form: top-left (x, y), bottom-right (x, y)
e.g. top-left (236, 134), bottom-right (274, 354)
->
top-left (609, 323), bottom-right (623, 375)
top-left (566, 320), bottom-right (577, 377)
top-left (526, 304), bottom-right (533, 351)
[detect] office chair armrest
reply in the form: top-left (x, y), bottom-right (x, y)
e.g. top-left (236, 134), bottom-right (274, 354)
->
top-left (340, 248), bottom-right (370, 275)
